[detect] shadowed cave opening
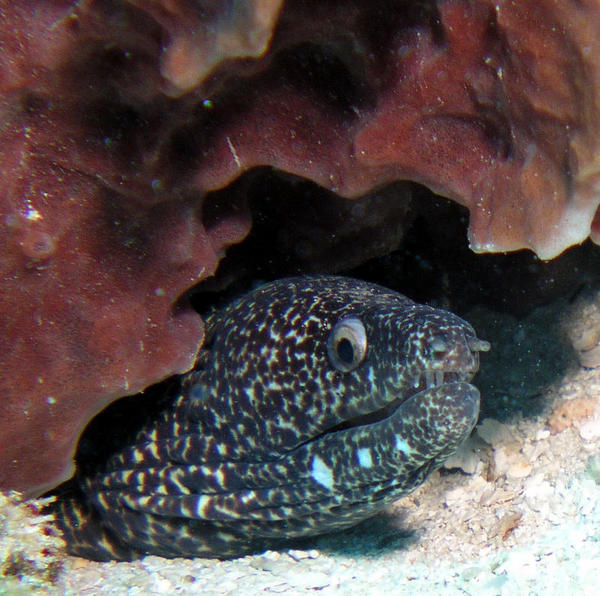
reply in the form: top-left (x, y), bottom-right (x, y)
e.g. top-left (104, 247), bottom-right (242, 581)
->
top-left (54, 168), bottom-right (600, 563)
top-left (75, 169), bottom-right (600, 477)
top-left (194, 169), bottom-right (600, 422)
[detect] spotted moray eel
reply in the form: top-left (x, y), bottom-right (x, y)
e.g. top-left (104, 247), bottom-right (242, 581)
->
top-left (57, 275), bottom-right (489, 560)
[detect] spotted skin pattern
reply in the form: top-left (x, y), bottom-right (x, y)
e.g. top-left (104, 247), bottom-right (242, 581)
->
top-left (57, 276), bottom-right (489, 560)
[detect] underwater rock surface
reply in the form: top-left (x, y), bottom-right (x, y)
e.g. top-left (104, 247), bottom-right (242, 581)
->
top-left (2, 0), bottom-right (600, 495)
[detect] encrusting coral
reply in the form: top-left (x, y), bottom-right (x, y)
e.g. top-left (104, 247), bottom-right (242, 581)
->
top-left (2, 0), bottom-right (600, 496)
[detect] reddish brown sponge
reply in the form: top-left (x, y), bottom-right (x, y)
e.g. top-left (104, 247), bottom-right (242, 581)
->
top-left (193, 0), bottom-right (600, 257)
top-left (1, 0), bottom-right (600, 495)
top-left (0, 0), bottom-right (255, 495)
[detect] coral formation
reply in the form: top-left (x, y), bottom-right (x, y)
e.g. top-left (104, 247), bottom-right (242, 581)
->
top-left (1, 0), bottom-right (600, 495)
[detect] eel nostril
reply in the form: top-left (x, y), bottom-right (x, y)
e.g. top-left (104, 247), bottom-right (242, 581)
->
top-left (467, 337), bottom-right (491, 353)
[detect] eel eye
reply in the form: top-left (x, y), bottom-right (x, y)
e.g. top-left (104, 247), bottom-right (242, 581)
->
top-left (327, 317), bottom-right (368, 372)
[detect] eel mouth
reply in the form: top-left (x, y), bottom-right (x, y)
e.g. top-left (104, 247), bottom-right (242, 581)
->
top-left (327, 369), bottom-right (475, 434)
top-left (323, 332), bottom-right (489, 435)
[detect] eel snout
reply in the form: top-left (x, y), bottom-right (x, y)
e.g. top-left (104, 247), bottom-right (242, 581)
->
top-left (404, 313), bottom-right (490, 381)
top-left (428, 331), bottom-right (490, 374)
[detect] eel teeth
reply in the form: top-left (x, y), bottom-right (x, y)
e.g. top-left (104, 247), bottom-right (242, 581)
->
top-left (425, 371), bottom-right (435, 388)
top-left (415, 370), bottom-right (461, 390)
top-left (424, 370), bottom-right (445, 388)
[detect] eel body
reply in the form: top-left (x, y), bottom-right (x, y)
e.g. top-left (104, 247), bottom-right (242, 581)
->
top-left (57, 275), bottom-right (489, 560)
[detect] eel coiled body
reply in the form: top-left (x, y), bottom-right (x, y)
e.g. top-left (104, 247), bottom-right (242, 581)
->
top-left (58, 276), bottom-right (490, 560)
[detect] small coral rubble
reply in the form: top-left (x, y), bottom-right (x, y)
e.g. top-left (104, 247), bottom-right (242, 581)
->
top-left (0, 491), bottom-right (65, 590)
top-left (548, 397), bottom-right (597, 435)
top-left (1, 0), bottom-right (600, 495)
